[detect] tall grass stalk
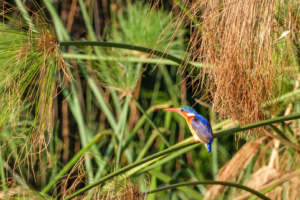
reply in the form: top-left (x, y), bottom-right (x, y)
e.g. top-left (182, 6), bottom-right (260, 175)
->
top-left (116, 96), bottom-right (130, 169)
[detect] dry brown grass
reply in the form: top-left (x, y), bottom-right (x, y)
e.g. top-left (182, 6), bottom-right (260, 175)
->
top-left (167, 0), bottom-right (300, 135)
top-left (227, 114), bottom-right (300, 200)
top-left (232, 138), bottom-right (300, 199)
top-left (234, 166), bottom-right (279, 197)
top-left (194, 0), bottom-right (280, 127)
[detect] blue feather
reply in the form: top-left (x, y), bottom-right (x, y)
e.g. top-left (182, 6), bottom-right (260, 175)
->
top-left (206, 138), bottom-right (213, 153)
top-left (180, 106), bottom-right (198, 114)
top-left (194, 114), bottom-right (213, 134)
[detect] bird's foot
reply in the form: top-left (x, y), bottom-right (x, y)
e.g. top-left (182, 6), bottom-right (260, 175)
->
top-left (190, 138), bottom-right (198, 143)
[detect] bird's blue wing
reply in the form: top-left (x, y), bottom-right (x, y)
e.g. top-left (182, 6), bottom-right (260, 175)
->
top-left (191, 114), bottom-right (213, 146)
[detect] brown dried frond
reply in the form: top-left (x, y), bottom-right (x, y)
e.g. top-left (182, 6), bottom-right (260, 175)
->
top-left (168, 0), bottom-right (300, 136)
top-left (35, 27), bottom-right (73, 81)
top-left (235, 166), bottom-right (279, 198)
top-left (233, 126), bottom-right (300, 199)
top-left (204, 137), bottom-right (267, 199)
top-left (36, 29), bottom-right (58, 54)
top-left (232, 169), bottom-right (300, 200)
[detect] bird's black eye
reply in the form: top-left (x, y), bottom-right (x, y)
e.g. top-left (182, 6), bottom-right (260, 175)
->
top-left (181, 108), bottom-right (183, 112)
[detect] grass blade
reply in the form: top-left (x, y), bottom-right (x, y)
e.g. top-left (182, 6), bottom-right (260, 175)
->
top-left (141, 181), bottom-right (270, 200)
top-left (0, 144), bottom-right (6, 190)
top-left (60, 41), bottom-right (195, 69)
top-left (116, 96), bottom-right (130, 168)
top-left (61, 53), bottom-right (204, 67)
top-left (132, 98), bottom-right (170, 147)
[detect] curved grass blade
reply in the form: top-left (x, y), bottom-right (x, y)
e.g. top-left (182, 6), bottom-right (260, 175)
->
top-left (148, 170), bottom-right (202, 199)
top-left (141, 181), bottom-right (270, 200)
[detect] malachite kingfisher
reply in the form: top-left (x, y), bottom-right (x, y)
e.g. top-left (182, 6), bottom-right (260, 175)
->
top-left (165, 106), bottom-right (213, 153)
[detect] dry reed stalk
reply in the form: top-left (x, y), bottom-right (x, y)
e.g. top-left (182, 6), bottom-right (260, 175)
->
top-left (62, 93), bottom-right (70, 164)
top-left (233, 169), bottom-right (300, 200)
top-left (285, 176), bottom-right (300, 200)
top-left (233, 166), bottom-right (279, 198)
top-left (204, 137), bottom-right (267, 199)
top-left (233, 120), bottom-right (300, 199)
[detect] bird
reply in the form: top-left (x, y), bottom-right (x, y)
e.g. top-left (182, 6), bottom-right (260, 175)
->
top-left (164, 106), bottom-right (213, 153)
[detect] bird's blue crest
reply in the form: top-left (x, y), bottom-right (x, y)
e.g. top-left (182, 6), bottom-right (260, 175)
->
top-left (180, 106), bottom-right (198, 114)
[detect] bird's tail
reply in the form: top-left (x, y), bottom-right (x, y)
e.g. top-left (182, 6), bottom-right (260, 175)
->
top-left (206, 138), bottom-right (213, 153)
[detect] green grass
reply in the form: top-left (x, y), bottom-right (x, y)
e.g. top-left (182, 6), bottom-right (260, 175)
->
top-left (0, 1), bottom-right (300, 200)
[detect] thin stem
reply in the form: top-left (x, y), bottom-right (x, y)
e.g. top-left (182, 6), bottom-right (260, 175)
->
top-left (43, 0), bottom-right (67, 40)
top-left (141, 181), bottom-right (270, 200)
top-left (0, 144), bottom-right (6, 190)
top-left (213, 112), bottom-right (300, 139)
top-left (269, 124), bottom-right (289, 140)
top-left (77, 0), bottom-right (97, 40)
top-left (77, 0), bottom-right (102, 56)
top-left (60, 53), bottom-right (204, 67)
top-left (59, 41), bottom-right (194, 69)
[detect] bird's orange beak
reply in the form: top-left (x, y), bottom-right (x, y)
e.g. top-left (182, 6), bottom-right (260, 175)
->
top-left (164, 108), bottom-right (181, 113)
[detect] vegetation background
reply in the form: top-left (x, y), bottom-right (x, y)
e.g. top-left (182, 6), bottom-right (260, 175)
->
top-left (0, 0), bottom-right (300, 199)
